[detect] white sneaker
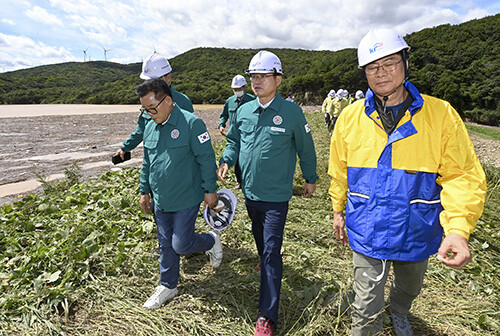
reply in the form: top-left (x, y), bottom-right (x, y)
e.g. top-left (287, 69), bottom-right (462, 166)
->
top-left (206, 231), bottom-right (223, 268)
top-left (143, 285), bottom-right (178, 309)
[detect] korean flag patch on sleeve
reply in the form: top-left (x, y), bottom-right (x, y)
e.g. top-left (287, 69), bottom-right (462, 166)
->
top-left (198, 131), bottom-right (210, 144)
top-left (304, 123), bottom-right (311, 133)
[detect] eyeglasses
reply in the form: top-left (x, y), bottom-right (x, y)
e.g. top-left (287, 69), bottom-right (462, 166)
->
top-left (365, 60), bottom-right (403, 75)
top-left (140, 94), bottom-right (167, 115)
top-left (249, 74), bottom-right (275, 82)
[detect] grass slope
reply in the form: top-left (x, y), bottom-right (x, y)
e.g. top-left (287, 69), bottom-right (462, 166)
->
top-left (1, 112), bottom-right (499, 335)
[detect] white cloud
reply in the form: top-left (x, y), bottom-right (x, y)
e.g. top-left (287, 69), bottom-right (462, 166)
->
top-left (69, 14), bottom-right (128, 46)
top-left (0, 0), bottom-right (496, 72)
top-left (49, 0), bottom-right (100, 15)
top-left (1, 18), bottom-right (16, 25)
top-left (0, 33), bottom-right (76, 71)
top-left (24, 6), bottom-right (63, 26)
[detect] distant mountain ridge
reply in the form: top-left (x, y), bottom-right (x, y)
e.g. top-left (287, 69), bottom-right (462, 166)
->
top-left (0, 14), bottom-right (498, 125)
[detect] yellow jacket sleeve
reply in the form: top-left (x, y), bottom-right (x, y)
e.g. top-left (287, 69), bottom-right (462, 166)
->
top-left (436, 104), bottom-right (487, 240)
top-left (322, 98), bottom-right (328, 113)
top-left (327, 111), bottom-right (349, 212)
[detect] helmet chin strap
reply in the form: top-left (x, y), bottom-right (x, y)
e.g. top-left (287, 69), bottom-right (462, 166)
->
top-left (380, 79), bottom-right (406, 114)
top-left (367, 79), bottom-right (406, 114)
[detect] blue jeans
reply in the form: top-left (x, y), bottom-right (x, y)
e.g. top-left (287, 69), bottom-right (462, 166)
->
top-left (245, 198), bottom-right (289, 325)
top-left (154, 203), bottom-right (215, 289)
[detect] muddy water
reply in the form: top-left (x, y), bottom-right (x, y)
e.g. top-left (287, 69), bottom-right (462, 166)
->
top-left (0, 158), bottom-right (142, 198)
top-left (0, 104), bottom-right (225, 205)
top-left (0, 104), bottom-right (140, 118)
top-left (0, 104), bottom-right (223, 118)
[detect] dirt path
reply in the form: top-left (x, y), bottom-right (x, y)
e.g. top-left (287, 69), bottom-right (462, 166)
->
top-left (0, 105), bottom-right (497, 205)
top-left (469, 134), bottom-right (500, 168)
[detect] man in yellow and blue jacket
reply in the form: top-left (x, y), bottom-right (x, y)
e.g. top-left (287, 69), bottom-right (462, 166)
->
top-left (328, 29), bottom-right (486, 336)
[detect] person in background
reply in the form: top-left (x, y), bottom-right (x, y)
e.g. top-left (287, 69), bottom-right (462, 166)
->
top-left (353, 90), bottom-right (365, 103)
top-left (137, 78), bottom-right (222, 309)
top-left (218, 75), bottom-right (255, 189)
top-left (285, 92), bottom-right (295, 103)
top-left (330, 88), bottom-right (348, 133)
top-left (328, 28), bottom-right (487, 336)
top-left (347, 92), bottom-right (354, 105)
top-left (217, 50), bottom-right (318, 336)
top-left (322, 89), bottom-right (336, 130)
top-left (115, 52), bottom-right (194, 160)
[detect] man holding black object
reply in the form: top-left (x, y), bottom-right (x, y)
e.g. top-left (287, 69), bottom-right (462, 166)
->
top-left (111, 151), bottom-right (130, 164)
top-left (136, 78), bottom-right (222, 309)
top-left (114, 52), bottom-right (194, 161)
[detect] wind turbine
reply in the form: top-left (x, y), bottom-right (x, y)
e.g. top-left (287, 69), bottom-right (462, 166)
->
top-left (82, 47), bottom-right (89, 62)
top-left (100, 44), bottom-right (111, 61)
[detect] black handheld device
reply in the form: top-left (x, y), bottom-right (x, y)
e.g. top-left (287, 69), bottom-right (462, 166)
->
top-left (112, 151), bottom-right (131, 165)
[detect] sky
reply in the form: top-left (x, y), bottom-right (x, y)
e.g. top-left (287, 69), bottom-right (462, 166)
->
top-left (0, 0), bottom-right (498, 72)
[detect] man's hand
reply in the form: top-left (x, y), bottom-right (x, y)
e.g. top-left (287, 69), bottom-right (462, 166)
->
top-left (219, 127), bottom-right (226, 136)
top-left (114, 148), bottom-right (126, 160)
top-left (217, 163), bottom-right (229, 184)
top-left (303, 183), bottom-right (316, 198)
top-left (204, 192), bottom-right (218, 209)
top-left (437, 232), bottom-right (472, 269)
top-left (140, 194), bottom-right (151, 213)
top-left (333, 211), bottom-right (348, 244)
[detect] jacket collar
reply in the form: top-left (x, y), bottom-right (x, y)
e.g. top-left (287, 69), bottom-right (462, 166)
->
top-left (364, 80), bottom-right (424, 117)
top-left (258, 92), bottom-right (282, 112)
top-left (164, 104), bottom-right (181, 126)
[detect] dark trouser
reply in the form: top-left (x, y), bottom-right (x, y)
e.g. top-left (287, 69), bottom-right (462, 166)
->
top-left (328, 116), bottom-right (338, 134)
top-left (324, 112), bottom-right (331, 126)
top-left (245, 198), bottom-right (289, 326)
top-left (234, 159), bottom-right (242, 185)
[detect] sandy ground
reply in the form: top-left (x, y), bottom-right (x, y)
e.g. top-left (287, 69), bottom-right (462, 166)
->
top-left (0, 105), bottom-right (318, 205)
top-left (0, 104), bottom-right (498, 205)
top-left (0, 104), bottom-right (225, 205)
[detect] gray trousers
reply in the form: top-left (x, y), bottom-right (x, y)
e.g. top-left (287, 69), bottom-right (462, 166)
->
top-left (351, 251), bottom-right (428, 336)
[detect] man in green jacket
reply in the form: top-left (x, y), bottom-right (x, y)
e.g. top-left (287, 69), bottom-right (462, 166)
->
top-left (115, 52), bottom-right (194, 160)
top-left (217, 51), bottom-right (318, 336)
top-left (137, 78), bottom-right (222, 309)
top-left (218, 74), bottom-right (255, 188)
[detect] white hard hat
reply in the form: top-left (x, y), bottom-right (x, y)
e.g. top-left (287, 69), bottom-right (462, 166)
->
top-left (328, 89), bottom-right (336, 97)
top-left (203, 188), bottom-right (237, 231)
top-left (357, 28), bottom-right (410, 68)
top-left (246, 50), bottom-right (283, 74)
top-left (355, 90), bottom-right (365, 99)
top-left (231, 75), bottom-right (247, 88)
top-left (140, 53), bottom-right (172, 79)
top-left (342, 89), bottom-right (349, 98)
top-left (336, 89), bottom-right (343, 98)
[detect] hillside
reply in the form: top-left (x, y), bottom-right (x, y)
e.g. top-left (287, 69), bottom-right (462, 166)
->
top-left (0, 14), bottom-right (498, 125)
